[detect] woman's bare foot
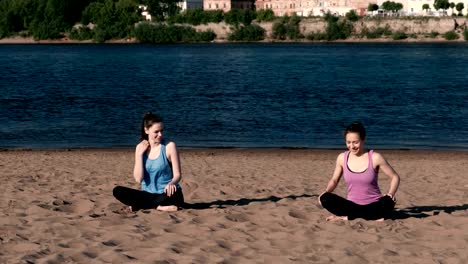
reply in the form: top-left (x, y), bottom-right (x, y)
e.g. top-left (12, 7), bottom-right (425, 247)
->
top-left (375, 218), bottom-right (385, 222)
top-left (326, 215), bottom-right (348, 221)
top-left (156, 205), bottom-right (178, 212)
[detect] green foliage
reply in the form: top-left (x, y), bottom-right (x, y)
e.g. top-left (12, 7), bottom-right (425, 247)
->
top-left (142, 0), bottom-right (181, 22)
top-left (464, 29), bottom-right (468, 40)
top-left (87, 0), bottom-right (141, 42)
top-left (434, 0), bottom-right (450, 10)
top-left (26, 0), bottom-right (93, 40)
top-left (272, 20), bottom-right (287, 40)
top-left (426, 31), bottom-right (439, 38)
top-left (306, 32), bottom-right (328, 41)
top-left (422, 4), bottom-right (430, 11)
top-left (272, 15), bottom-right (304, 40)
top-left (168, 9), bottom-right (224, 25)
top-left (367, 3), bottom-right (379, 12)
top-left (224, 9), bottom-right (256, 26)
top-left (455, 2), bottom-right (464, 14)
top-left (345, 10), bottom-right (359, 22)
top-left (134, 22), bottom-right (216, 43)
top-left (361, 25), bottom-right (392, 39)
top-left (382, 1), bottom-right (404, 12)
top-left (256, 9), bottom-right (275, 22)
top-left (301, 13), bottom-right (353, 41)
top-left (443, 30), bottom-right (459, 40)
top-left (450, 2), bottom-right (455, 10)
top-left (228, 24), bottom-right (265, 41)
top-left (69, 26), bottom-right (94, 40)
top-left (323, 13), bottom-right (352, 41)
top-left (82, 2), bottom-right (104, 25)
top-left (392, 31), bottom-right (407, 40)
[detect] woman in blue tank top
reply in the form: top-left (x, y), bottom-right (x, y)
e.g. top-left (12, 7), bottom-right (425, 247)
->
top-left (113, 112), bottom-right (184, 212)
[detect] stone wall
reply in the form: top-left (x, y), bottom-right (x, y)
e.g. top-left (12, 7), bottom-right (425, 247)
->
top-left (195, 17), bottom-right (468, 41)
top-left (352, 17), bottom-right (468, 34)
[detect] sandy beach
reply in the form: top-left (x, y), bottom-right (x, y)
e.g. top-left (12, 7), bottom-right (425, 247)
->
top-left (1, 149), bottom-right (467, 263)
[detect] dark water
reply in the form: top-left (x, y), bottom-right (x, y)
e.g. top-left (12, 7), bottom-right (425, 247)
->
top-left (1, 43), bottom-right (467, 150)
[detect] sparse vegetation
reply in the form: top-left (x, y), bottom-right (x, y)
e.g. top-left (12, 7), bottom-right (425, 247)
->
top-left (392, 31), bottom-right (408, 40)
top-left (134, 22), bottom-right (216, 44)
top-left (272, 15), bottom-right (304, 40)
top-left (228, 24), bottom-right (265, 41)
top-left (443, 30), bottom-right (459, 40)
top-left (361, 25), bottom-right (392, 39)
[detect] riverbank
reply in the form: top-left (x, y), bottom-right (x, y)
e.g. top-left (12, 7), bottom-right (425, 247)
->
top-left (1, 149), bottom-right (467, 263)
top-left (1, 17), bottom-right (466, 44)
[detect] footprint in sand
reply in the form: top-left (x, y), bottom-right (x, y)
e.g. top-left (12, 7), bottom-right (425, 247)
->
top-left (102, 240), bottom-right (119, 247)
top-left (225, 213), bottom-right (249, 222)
top-left (288, 209), bottom-right (308, 220)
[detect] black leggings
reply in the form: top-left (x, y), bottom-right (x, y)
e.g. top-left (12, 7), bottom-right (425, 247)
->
top-left (113, 186), bottom-right (184, 211)
top-left (320, 192), bottom-right (395, 220)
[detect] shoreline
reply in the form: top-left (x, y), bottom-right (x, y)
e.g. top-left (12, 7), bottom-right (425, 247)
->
top-left (0, 36), bottom-right (466, 44)
top-left (2, 147), bottom-right (468, 153)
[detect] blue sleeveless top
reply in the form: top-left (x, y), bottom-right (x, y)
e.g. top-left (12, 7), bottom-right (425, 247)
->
top-left (141, 142), bottom-right (180, 194)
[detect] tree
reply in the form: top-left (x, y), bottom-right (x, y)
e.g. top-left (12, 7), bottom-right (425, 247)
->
top-left (90, 0), bottom-right (140, 42)
top-left (423, 3), bottom-right (430, 12)
top-left (382, 1), bottom-right (403, 13)
top-left (450, 2), bottom-right (455, 14)
top-left (142, 0), bottom-right (181, 22)
top-left (455, 2), bottom-right (464, 15)
top-left (345, 10), bottom-right (359, 21)
top-left (224, 9), bottom-right (256, 26)
top-left (395, 3), bottom-right (403, 12)
top-left (367, 3), bottom-right (379, 12)
top-left (434, 0), bottom-right (450, 13)
top-left (256, 9), bottom-right (275, 22)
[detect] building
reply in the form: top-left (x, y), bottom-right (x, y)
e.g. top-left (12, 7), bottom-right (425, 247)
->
top-left (179, 0), bottom-right (204, 11)
top-left (256, 0), bottom-right (355, 16)
top-left (139, 5), bottom-right (152, 21)
top-left (256, 0), bottom-right (468, 17)
top-left (204, 0), bottom-right (255, 11)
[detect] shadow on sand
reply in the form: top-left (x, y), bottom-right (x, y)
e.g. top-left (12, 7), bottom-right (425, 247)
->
top-left (183, 194), bottom-right (317, 210)
top-left (392, 204), bottom-right (468, 219)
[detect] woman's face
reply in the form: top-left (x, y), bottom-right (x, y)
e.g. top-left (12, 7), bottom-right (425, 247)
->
top-left (345, 132), bottom-right (364, 154)
top-left (145, 122), bottom-right (164, 143)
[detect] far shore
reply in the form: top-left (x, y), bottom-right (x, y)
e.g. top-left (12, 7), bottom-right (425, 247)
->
top-left (0, 35), bottom-right (466, 44)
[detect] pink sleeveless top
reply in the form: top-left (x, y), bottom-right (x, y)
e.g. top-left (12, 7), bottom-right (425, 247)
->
top-left (343, 150), bottom-right (382, 205)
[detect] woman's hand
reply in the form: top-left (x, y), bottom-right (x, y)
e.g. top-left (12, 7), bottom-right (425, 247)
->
top-left (136, 140), bottom-right (149, 156)
top-left (384, 193), bottom-right (396, 202)
top-left (164, 183), bottom-right (177, 197)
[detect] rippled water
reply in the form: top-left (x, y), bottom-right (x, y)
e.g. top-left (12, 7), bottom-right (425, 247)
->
top-left (1, 43), bottom-right (467, 150)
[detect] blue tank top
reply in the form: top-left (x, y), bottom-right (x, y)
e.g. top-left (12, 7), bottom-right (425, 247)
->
top-left (141, 142), bottom-right (180, 194)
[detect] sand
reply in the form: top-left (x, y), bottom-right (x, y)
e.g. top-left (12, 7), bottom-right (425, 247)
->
top-left (1, 149), bottom-right (467, 263)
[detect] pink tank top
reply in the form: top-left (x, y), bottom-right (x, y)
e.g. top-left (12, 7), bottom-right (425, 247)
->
top-left (343, 150), bottom-right (382, 205)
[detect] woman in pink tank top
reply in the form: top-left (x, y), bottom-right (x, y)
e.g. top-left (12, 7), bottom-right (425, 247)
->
top-left (318, 122), bottom-right (400, 221)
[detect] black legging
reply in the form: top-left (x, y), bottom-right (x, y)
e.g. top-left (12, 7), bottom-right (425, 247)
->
top-left (320, 192), bottom-right (395, 220)
top-left (113, 186), bottom-right (184, 211)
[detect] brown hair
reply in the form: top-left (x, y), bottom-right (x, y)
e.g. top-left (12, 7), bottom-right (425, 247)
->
top-left (344, 121), bottom-right (366, 140)
top-left (140, 112), bottom-right (163, 141)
